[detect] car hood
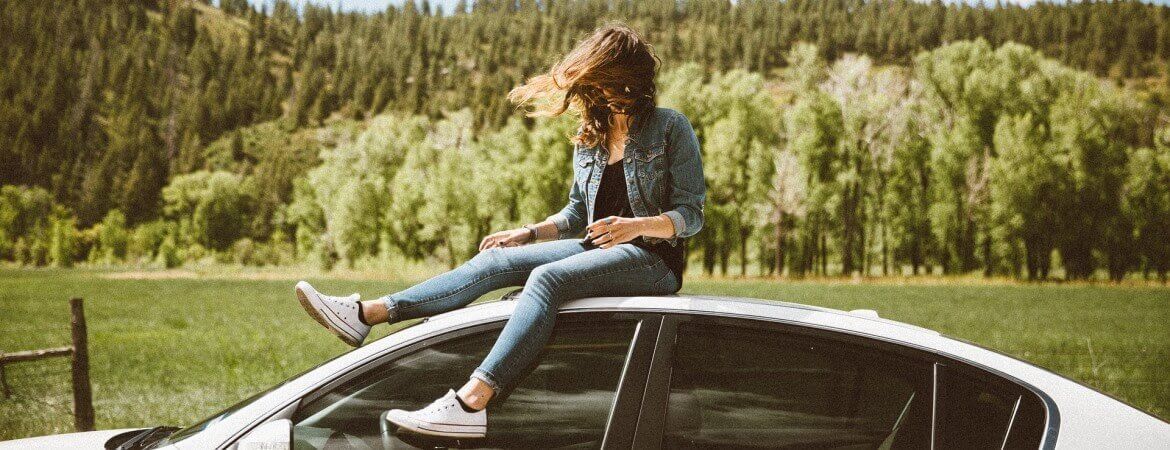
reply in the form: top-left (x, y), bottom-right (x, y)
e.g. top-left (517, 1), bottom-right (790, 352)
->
top-left (0, 429), bottom-right (143, 449)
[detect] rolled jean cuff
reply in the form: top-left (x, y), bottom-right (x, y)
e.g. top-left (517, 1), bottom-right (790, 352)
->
top-left (470, 369), bottom-right (503, 394)
top-left (378, 296), bottom-right (401, 323)
top-left (663, 210), bottom-right (687, 238)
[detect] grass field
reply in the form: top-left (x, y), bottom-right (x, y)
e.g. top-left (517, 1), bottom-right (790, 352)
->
top-left (0, 267), bottom-right (1167, 440)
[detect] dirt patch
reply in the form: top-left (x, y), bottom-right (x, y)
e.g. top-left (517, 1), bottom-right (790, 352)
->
top-left (102, 270), bottom-right (203, 280)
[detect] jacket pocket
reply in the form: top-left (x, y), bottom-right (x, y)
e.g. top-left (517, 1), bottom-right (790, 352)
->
top-left (634, 141), bottom-right (665, 162)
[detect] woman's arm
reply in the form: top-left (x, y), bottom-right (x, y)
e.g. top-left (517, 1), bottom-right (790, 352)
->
top-left (478, 220), bottom-right (560, 250)
top-left (544, 151), bottom-right (589, 239)
top-left (586, 214), bottom-right (675, 249)
top-left (662, 112), bottom-right (705, 238)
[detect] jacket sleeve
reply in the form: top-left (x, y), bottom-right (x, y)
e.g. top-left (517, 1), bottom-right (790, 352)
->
top-left (545, 152), bottom-right (589, 239)
top-left (662, 112), bottom-right (706, 238)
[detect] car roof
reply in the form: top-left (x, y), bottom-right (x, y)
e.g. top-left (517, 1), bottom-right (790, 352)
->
top-left (555, 293), bottom-right (942, 336)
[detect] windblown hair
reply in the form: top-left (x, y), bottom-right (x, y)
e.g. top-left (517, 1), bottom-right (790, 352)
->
top-left (507, 24), bottom-right (660, 149)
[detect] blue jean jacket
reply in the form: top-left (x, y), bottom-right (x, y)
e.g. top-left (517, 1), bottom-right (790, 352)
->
top-left (547, 107), bottom-right (706, 245)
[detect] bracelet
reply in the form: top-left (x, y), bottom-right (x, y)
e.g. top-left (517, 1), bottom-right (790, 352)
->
top-left (522, 224), bottom-right (539, 243)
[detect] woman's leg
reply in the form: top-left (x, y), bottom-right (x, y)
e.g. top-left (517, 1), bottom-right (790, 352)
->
top-left (384, 244), bottom-right (677, 437)
top-left (469, 243), bottom-right (678, 396)
top-left (374, 239), bottom-right (588, 323)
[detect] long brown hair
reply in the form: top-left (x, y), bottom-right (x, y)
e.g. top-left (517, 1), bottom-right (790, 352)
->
top-left (507, 24), bottom-right (660, 149)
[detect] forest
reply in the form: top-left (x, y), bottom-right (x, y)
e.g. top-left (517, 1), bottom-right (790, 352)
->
top-left (1, 0), bottom-right (1169, 280)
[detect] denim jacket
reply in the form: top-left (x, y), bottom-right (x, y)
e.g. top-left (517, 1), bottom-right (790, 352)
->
top-left (547, 107), bottom-right (706, 246)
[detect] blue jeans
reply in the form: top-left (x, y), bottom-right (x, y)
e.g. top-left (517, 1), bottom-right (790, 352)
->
top-left (378, 238), bottom-right (679, 392)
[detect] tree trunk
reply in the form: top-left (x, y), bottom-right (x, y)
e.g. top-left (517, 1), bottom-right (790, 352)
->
top-left (982, 230), bottom-right (992, 278)
top-left (775, 216), bottom-right (785, 277)
top-left (820, 233), bottom-right (828, 276)
top-left (881, 220), bottom-right (889, 276)
top-left (702, 242), bottom-right (716, 275)
top-left (841, 183), bottom-right (856, 276)
top-left (740, 224), bottom-right (749, 277)
top-left (719, 232), bottom-right (730, 276)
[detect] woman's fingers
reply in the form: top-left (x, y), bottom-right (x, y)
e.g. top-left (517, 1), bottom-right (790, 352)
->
top-left (587, 216), bottom-right (618, 234)
top-left (597, 230), bottom-right (631, 248)
top-left (480, 234), bottom-right (501, 251)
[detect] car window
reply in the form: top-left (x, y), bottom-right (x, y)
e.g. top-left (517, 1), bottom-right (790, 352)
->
top-left (934, 364), bottom-right (1046, 449)
top-left (291, 318), bottom-right (638, 449)
top-left (663, 321), bottom-right (933, 449)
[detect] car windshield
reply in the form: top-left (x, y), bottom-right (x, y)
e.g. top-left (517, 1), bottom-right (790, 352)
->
top-left (148, 345), bottom-right (359, 448)
top-left (148, 321), bottom-right (429, 448)
top-left (148, 384), bottom-right (281, 448)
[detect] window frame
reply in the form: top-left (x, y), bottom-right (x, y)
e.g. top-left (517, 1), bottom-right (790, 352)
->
top-left (632, 313), bottom-right (1057, 450)
top-left (287, 310), bottom-right (664, 449)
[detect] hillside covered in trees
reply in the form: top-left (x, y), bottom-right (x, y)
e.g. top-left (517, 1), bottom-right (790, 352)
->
top-left (1, 0), bottom-right (1169, 281)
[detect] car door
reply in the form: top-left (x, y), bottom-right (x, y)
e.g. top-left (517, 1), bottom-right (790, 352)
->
top-left (634, 314), bottom-right (1050, 450)
top-left (287, 311), bottom-right (660, 449)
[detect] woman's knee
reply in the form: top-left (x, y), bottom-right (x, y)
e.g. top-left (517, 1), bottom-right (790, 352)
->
top-left (467, 246), bottom-right (512, 271)
top-left (526, 263), bottom-right (570, 293)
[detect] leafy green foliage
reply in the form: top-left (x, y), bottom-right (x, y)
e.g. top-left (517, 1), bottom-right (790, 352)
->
top-left (1, 1), bottom-right (1169, 281)
top-left (4, 0), bottom-right (1170, 224)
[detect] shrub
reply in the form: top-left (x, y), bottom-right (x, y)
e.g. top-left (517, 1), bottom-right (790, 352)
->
top-left (162, 171), bottom-right (252, 251)
top-left (157, 236), bottom-right (181, 268)
top-left (12, 238), bottom-right (27, 265)
top-left (0, 185), bottom-right (54, 262)
top-left (48, 209), bottom-right (78, 268)
top-left (231, 238), bottom-right (257, 265)
top-left (129, 221), bottom-right (171, 262)
top-left (96, 210), bottom-right (129, 262)
top-left (28, 237), bottom-right (47, 266)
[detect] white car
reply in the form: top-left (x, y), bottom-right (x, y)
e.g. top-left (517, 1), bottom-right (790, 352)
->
top-left (3, 294), bottom-right (1167, 449)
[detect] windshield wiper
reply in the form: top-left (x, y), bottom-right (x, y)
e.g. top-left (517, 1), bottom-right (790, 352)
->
top-left (108, 426), bottom-right (180, 450)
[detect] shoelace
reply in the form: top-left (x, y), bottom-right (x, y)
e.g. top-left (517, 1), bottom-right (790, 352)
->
top-left (327, 295), bottom-right (359, 310)
top-left (423, 399), bottom-right (456, 414)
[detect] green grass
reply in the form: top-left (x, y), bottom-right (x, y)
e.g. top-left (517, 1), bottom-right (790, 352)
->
top-left (0, 268), bottom-right (1167, 440)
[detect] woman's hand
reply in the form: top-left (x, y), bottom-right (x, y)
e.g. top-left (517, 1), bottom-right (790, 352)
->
top-left (588, 215), bottom-right (677, 249)
top-left (586, 216), bottom-right (645, 249)
top-left (479, 228), bottom-right (534, 251)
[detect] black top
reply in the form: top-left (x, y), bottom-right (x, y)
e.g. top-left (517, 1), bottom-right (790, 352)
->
top-left (587, 159), bottom-right (685, 287)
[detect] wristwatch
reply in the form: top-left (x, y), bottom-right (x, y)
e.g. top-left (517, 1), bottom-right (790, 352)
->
top-left (522, 224), bottom-right (539, 243)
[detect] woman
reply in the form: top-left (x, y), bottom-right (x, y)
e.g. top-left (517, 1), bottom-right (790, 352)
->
top-left (294, 24), bottom-right (704, 438)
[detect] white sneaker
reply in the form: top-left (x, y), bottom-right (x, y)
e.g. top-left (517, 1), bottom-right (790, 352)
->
top-left (294, 280), bottom-right (370, 347)
top-left (385, 389), bottom-right (487, 438)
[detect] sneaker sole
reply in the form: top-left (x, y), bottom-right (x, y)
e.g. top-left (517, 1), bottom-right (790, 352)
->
top-left (295, 282), bottom-right (363, 347)
top-left (383, 410), bottom-right (486, 438)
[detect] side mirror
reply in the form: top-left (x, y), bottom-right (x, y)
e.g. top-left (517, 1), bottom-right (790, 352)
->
top-left (235, 419), bottom-right (292, 450)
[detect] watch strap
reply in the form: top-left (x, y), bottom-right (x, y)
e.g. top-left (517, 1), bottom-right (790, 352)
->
top-left (522, 224), bottom-right (539, 243)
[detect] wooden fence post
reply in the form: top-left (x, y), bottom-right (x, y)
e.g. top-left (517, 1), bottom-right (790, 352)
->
top-left (0, 362), bottom-right (8, 398)
top-left (70, 298), bottom-right (94, 432)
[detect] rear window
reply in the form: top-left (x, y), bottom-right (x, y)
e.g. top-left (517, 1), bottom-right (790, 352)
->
top-left (935, 363), bottom-right (1047, 449)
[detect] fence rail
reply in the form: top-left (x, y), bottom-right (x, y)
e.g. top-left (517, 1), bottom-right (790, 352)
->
top-left (0, 346), bottom-right (73, 364)
top-left (0, 298), bottom-right (94, 431)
